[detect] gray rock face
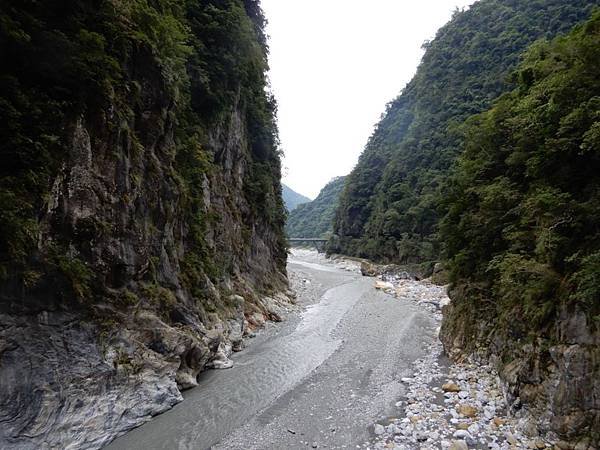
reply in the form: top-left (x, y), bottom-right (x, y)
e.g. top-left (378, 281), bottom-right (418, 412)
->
top-left (0, 310), bottom-right (183, 450)
top-left (0, 40), bottom-right (288, 450)
top-left (440, 292), bottom-right (600, 447)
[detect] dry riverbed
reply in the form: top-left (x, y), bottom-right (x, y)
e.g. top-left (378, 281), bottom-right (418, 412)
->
top-left (215, 249), bottom-right (437, 449)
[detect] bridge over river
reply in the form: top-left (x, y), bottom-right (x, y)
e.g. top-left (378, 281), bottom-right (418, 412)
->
top-left (288, 238), bottom-right (328, 252)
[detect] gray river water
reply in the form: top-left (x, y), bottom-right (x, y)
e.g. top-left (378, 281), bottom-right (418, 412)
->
top-left (107, 253), bottom-right (436, 450)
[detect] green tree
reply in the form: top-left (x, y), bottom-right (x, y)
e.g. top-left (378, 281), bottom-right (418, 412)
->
top-left (441, 11), bottom-right (600, 326)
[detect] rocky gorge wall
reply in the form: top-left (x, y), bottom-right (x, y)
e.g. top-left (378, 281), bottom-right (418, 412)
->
top-left (353, 255), bottom-right (598, 448)
top-left (0, 1), bottom-right (289, 448)
top-left (324, 1), bottom-right (600, 446)
top-left (441, 294), bottom-right (599, 448)
top-left (439, 12), bottom-right (600, 448)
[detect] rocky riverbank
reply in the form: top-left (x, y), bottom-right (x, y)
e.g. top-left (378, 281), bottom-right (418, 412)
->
top-left (370, 338), bottom-right (561, 450)
top-left (353, 264), bottom-right (591, 450)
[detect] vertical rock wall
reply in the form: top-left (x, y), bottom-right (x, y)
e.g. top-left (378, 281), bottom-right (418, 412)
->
top-left (441, 292), bottom-right (600, 447)
top-left (0, 1), bottom-right (289, 448)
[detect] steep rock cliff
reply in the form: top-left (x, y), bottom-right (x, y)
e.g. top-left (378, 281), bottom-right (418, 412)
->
top-left (440, 13), bottom-right (600, 446)
top-left (0, 1), bottom-right (289, 448)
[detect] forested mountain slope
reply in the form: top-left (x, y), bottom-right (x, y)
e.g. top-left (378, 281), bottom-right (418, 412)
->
top-left (330, 0), bottom-right (599, 266)
top-left (0, 1), bottom-right (288, 448)
top-left (441, 13), bottom-right (600, 444)
top-left (286, 176), bottom-right (346, 238)
top-left (282, 183), bottom-right (311, 211)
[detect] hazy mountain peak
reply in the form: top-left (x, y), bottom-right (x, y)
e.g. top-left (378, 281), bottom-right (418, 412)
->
top-left (282, 184), bottom-right (311, 211)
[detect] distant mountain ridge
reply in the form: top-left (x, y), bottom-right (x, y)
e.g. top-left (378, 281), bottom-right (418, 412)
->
top-left (286, 176), bottom-right (346, 238)
top-left (282, 184), bottom-right (311, 211)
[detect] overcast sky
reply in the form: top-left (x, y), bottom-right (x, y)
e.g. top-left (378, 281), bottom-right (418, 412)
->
top-left (261, 0), bottom-right (474, 199)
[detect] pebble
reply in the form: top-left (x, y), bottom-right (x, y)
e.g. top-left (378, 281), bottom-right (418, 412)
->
top-left (468, 423), bottom-right (480, 435)
top-left (450, 440), bottom-right (469, 450)
top-left (505, 432), bottom-right (518, 446)
top-left (453, 430), bottom-right (474, 443)
top-left (457, 404), bottom-right (478, 418)
top-left (442, 382), bottom-right (461, 393)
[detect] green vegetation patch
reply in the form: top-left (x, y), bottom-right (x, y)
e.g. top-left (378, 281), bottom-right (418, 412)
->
top-left (331, 0), bottom-right (598, 266)
top-left (0, 0), bottom-right (287, 311)
top-left (286, 176), bottom-right (346, 239)
top-left (441, 11), bottom-right (600, 326)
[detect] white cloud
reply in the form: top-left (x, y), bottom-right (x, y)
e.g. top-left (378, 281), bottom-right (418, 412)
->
top-left (261, 0), bottom-right (474, 198)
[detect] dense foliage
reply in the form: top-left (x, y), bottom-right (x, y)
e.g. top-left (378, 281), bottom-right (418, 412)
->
top-left (282, 184), bottom-right (311, 212)
top-left (286, 176), bottom-right (346, 238)
top-left (441, 12), bottom-right (600, 326)
top-left (1, 0), bottom-right (128, 278)
top-left (330, 0), bottom-right (599, 265)
top-left (0, 0), bottom-right (285, 293)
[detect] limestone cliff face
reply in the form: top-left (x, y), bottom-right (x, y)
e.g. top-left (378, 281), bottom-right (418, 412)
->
top-left (441, 293), bottom-right (599, 447)
top-left (0, 1), bottom-right (289, 448)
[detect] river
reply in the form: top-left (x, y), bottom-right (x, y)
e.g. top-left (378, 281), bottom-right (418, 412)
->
top-left (106, 250), bottom-right (437, 450)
